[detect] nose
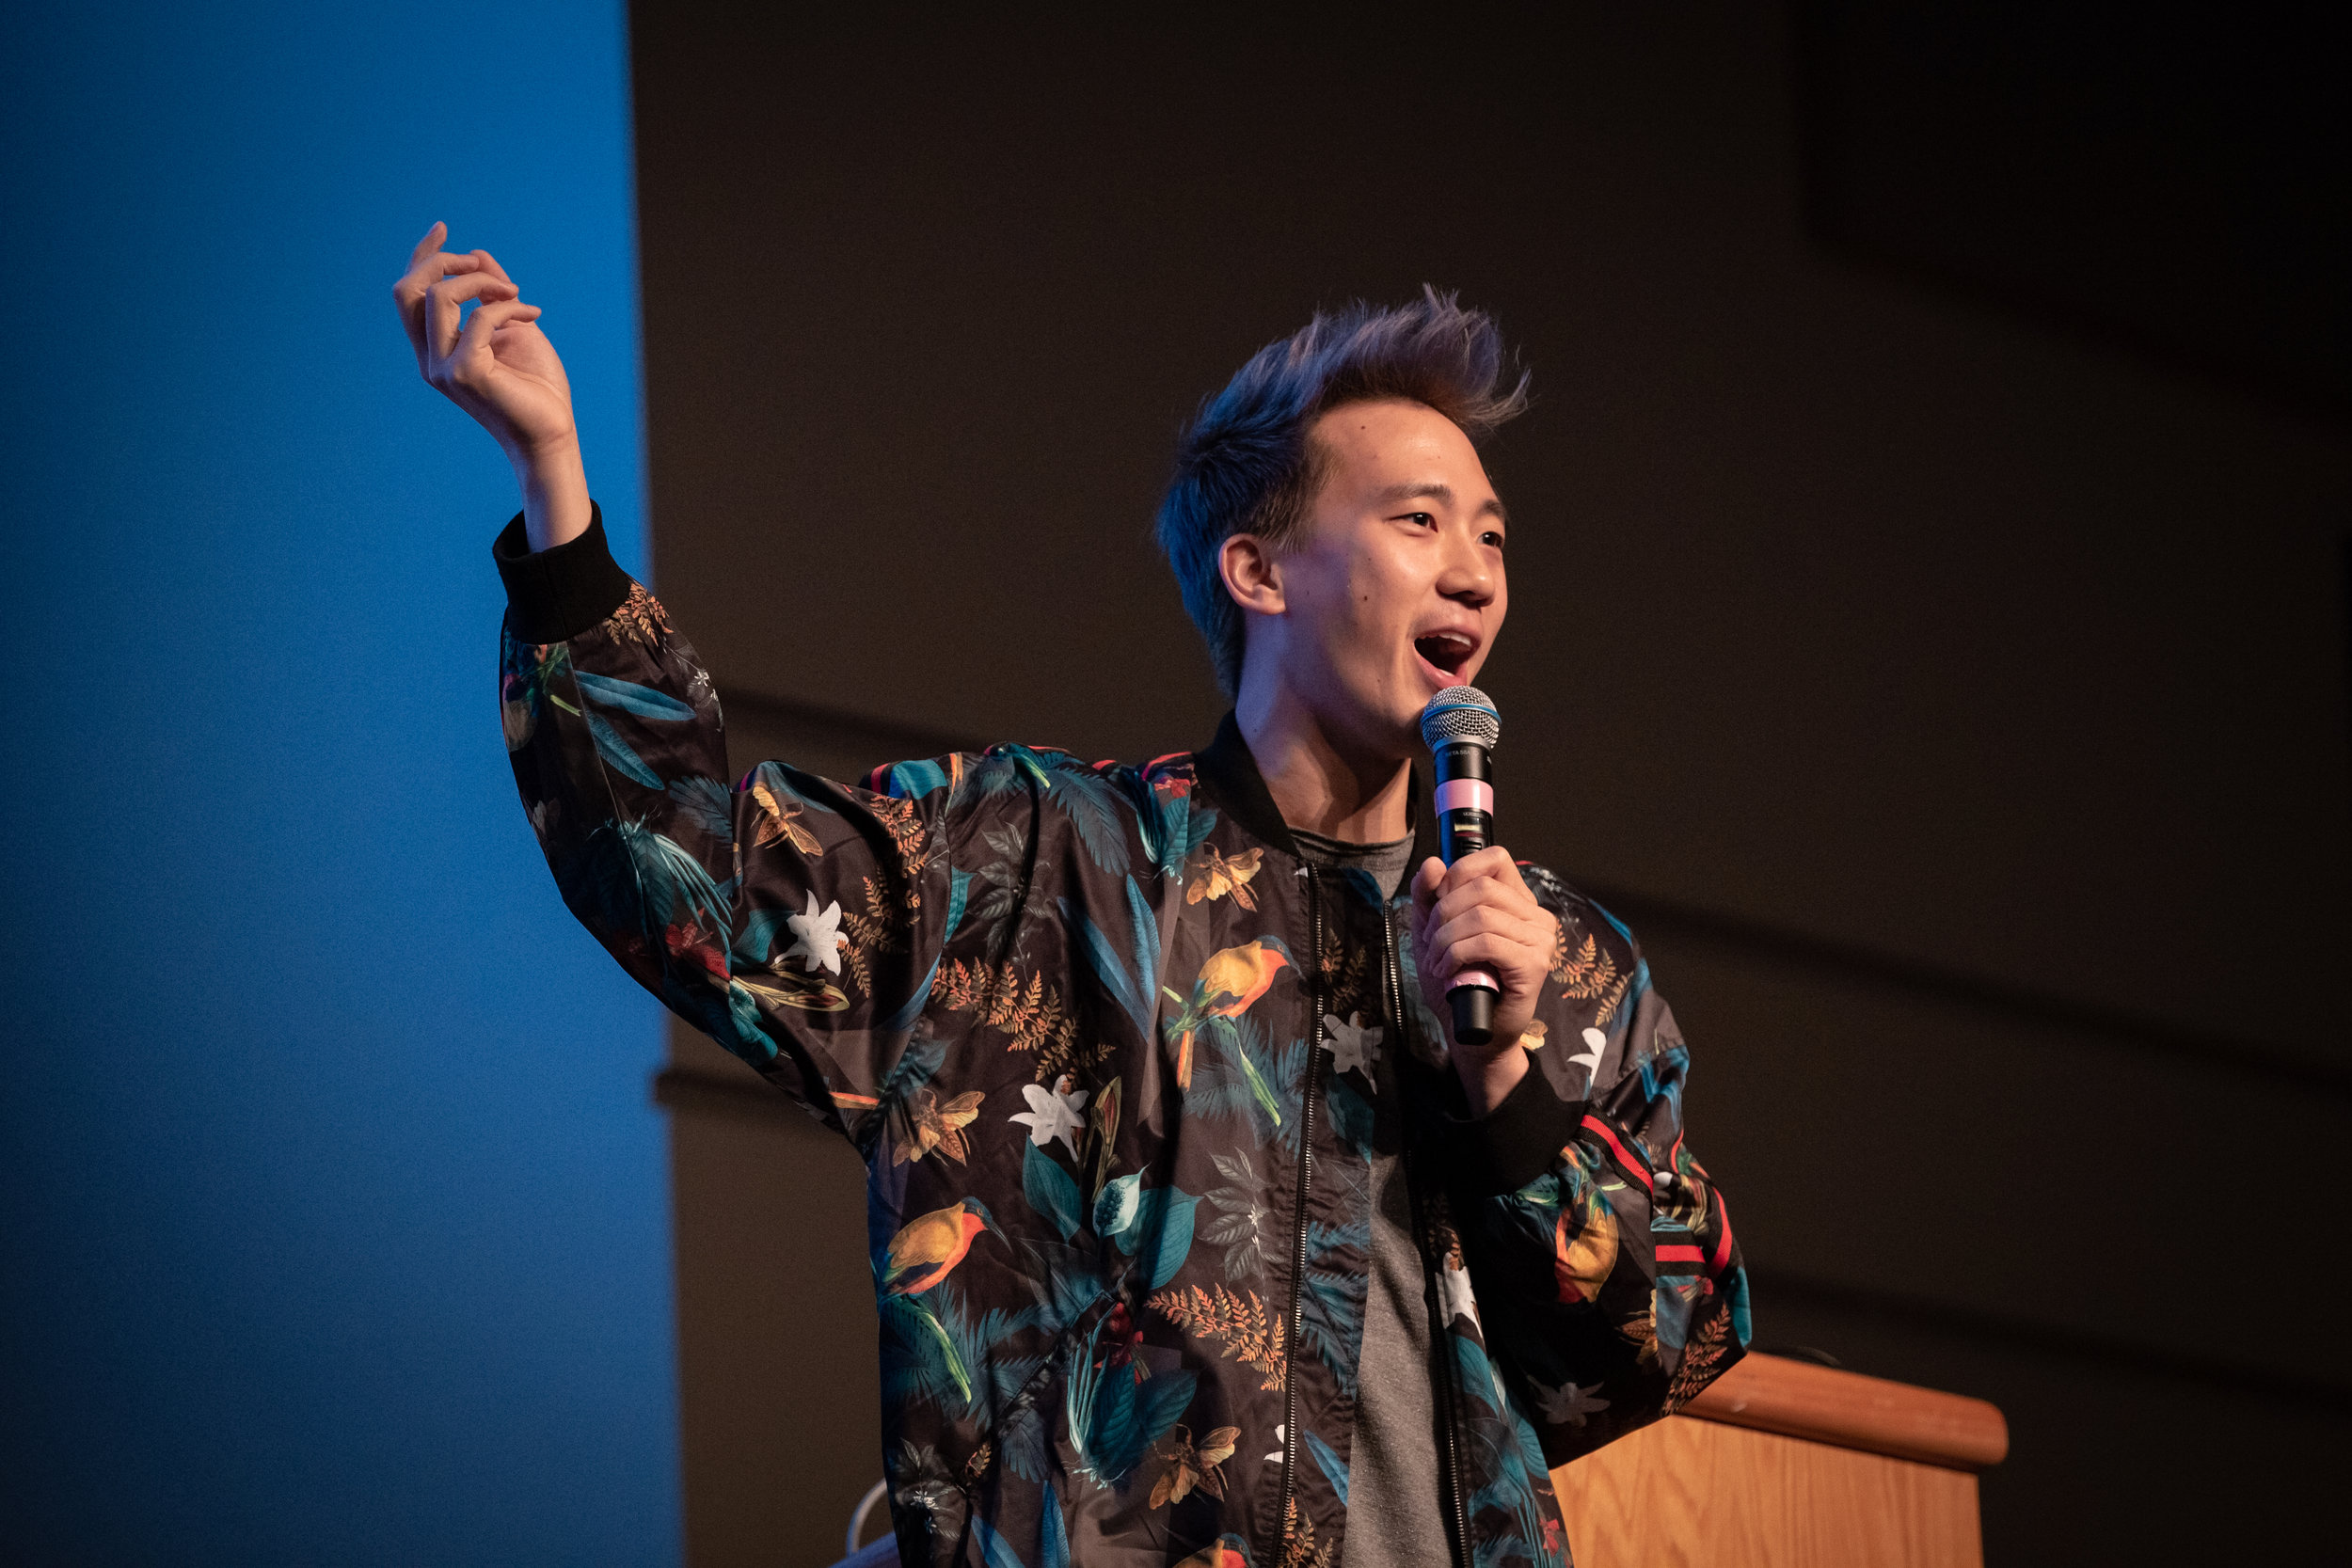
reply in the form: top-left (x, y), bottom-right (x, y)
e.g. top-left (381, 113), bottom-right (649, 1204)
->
top-left (1437, 527), bottom-right (1498, 609)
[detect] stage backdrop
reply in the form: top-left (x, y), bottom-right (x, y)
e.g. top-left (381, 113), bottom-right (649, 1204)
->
top-left (626, 8), bottom-right (2351, 1566)
top-left (3, 4), bottom-right (676, 1563)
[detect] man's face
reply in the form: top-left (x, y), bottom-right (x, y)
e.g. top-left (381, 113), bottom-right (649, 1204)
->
top-left (1256, 398), bottom-right (1508, 757)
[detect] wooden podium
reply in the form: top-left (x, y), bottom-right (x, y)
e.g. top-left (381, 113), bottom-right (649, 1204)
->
top-left (1552, 1354), bottom-right (2008, 1568)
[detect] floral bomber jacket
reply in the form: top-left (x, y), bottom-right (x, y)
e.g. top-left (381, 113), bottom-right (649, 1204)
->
top-left (494, 510), bottom-right (1749, 1568)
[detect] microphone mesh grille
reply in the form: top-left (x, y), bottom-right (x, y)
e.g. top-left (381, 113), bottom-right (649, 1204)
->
top-left (1421, 686), bottom-right (1500, 751)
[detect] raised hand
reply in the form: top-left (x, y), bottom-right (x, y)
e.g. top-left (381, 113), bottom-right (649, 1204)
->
top-left (1410, 847), bottom-right (1551, 1115)
top-left (393, 223), bottom-right (591, 549)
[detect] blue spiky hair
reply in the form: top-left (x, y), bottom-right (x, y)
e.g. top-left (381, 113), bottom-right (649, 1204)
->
top-left (1154, 288), bottom-right (1529, 697)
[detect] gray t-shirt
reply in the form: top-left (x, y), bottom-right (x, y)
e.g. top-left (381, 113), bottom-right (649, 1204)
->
top-left (1288, 830), bottom-right (1450, 1568)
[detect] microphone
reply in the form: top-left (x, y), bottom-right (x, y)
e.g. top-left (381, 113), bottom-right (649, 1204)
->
top-left (1420, 685), bottom-right (1502, 1047)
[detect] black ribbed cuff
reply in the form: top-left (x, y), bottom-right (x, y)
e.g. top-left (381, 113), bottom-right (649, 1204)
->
top-left (1444, 1067), bottom-right (1587, 1200)
top-left (492, 502), bottom-right (638, 643)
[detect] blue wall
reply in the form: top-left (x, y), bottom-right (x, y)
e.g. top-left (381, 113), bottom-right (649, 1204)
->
top-left (1, 6), bottom-right (675, 1562)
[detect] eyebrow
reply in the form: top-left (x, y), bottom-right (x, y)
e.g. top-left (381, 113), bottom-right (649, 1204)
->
top-left (1373, 481), bottom-right (1509, 525)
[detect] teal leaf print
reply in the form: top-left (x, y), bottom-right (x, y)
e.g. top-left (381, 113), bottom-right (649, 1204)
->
top-left (1066, 1312), bottom-right (1197, 1485)
top-left (585, 710), bottom-right (663, 789)
top-left (723, 980), bottom-right (780, 1065)
top-left (881, 1285), bottom-right (1043, 1419)
top-left (877, 954), bottom-right (943, 1035)
top-left (1306, 1429), bottom-right (1350, 1506)
top-left (972, 1516), bottom-right (1028, 1568)
top-left (1326, 1074), bottom-right (1375, 1158)
top-left (1041, 762), bottom-right (1129, 875)
top-left (1093, 1179), bottom-right (1197, 1287)
top-left (732, 905), bottom-right (787, 965)
top-left (1057, 876), bottom-right (1162, 1038)
top-left (1039, 1488), bottom-right (1070, 1568)
top-left (665, 774), bottom-right (732, 837)
top-left (558, 818), bottom-right (727, 939)
top-left (1189, 1018), bottom-right (1306, 1153)
top-left (1144, 1188), bottom-right (1200, 1289)
top-left (946, 866), bottom-right (973, 939)
top-left (885, 758), bottom-right (952, 799)
top-left (1023, 1141), bottom-right (1084, 1242)
top-left (1132, 784), bottom-right (1215, 880)
top-left (573, 668), bottom-right (695, 721)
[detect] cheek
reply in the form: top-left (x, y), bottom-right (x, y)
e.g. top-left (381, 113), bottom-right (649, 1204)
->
top-left (1327, 563), bottom-right (1400, 650)
top-left (1349, 560), bottom-right (1422, 639)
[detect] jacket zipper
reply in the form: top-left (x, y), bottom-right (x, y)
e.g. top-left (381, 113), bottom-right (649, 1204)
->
top-left (1383, 908), bottom-right (1473, 1568)
top-left (1275, 865), bottom-right (1326, 1561)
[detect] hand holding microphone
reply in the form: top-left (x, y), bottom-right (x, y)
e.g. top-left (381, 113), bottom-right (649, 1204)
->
top-left (1410, 686), bottom-right (1556, 1113)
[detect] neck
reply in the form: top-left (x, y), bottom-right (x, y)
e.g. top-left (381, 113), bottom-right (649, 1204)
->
top-left (1235, 676), bottom-right (1413, 844)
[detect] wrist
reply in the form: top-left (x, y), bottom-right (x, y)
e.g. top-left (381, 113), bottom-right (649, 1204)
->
top-left (1454, 1037), bottom-right (1531, 1118)
top-left (511, 434), bottom-right (591, 552)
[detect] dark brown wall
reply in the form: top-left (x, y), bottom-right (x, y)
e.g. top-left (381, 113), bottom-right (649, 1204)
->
top-left (629, 7), bottom-right (2352, 1563)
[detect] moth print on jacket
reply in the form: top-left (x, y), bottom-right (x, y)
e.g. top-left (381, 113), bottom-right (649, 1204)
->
top-left (496, 509), bottom-right (1748, 1568)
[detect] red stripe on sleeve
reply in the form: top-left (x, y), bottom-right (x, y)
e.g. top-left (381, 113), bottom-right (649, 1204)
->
top-left (1579, 1114), bottom-right (1654, 1192)
top-left (1655, 1244), bottom-right (1708, 1264)
top-left (1709, 1191), bottom-right (1736, 1275)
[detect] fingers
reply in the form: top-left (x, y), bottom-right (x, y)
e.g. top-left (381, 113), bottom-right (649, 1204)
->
top-left (1409, 856), bottom-right (1447, 918)
top-left (1424, 901), bottom-right (1545, 963)
top-left (1445, 847), bottom-right (1523, 888)
top-left (1425, 854), bottom-right (1534, 927)
top-left (405, 222), bottom-right (449, 271)
top-left (1425, 928), bottom-right (1525, 979)
top-left (394, 250), bottom-right (485, 316)
top-left (1417, 847), bottom-right (1548, 980)
top-left (451, 296), bottom-right (543, 373)
top-left (1411, 849), bottom-right (1521, 943)
top-left (394, 224), bottom-right (494, 356)
top-left (423, 271), bottom-right (520, 368)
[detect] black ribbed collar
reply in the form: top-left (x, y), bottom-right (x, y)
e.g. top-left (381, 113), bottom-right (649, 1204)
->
top-left (1192, 711), bottom-right (1442, 879)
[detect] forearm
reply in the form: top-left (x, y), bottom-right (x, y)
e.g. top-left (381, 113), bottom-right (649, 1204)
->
top-left (515, 439), bottom-right (593, 553)
top-left (496, 509), bottom-right (733, 991)
top-left (1454, 1097), bottom-right (1747, 1464)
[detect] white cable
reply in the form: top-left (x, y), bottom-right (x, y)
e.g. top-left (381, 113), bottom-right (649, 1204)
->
top-left (847, 1479), bottom-right (890, 1557)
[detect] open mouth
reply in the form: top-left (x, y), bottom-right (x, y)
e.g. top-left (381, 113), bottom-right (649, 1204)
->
top-left (1414, 630), bottom-right (1478, 680)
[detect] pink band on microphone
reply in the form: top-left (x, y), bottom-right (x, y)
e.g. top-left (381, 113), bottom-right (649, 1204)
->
top-left (1435, 778), bottom-right (1493, 815)
top-left (1448, 967), bottom-right (1500, 993)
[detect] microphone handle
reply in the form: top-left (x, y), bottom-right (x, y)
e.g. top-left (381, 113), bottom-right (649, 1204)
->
top-left (1451, 985), bottom-right (1496, 1048)
top-left (1433, 741), bottom-right (1500, 1047)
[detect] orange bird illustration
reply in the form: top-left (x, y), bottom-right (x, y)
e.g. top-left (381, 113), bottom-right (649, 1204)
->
top-left (1172, 1534), bottom-right (1253, 1568)
top-left (1160, 937), bottom-right (1293, 1095)
top-left (881, 1197), bottom-right (1007, 1296)
top-left (1552, 1186), bottom-right (1620, 1306)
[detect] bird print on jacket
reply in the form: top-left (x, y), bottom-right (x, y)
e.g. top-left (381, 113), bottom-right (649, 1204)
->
top-left (497, 515), bottom-right (1747, 1568)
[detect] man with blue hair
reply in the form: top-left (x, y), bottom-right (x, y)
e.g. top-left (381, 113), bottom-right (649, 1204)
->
top-left (399, 222), bottom-right (1747, 1568)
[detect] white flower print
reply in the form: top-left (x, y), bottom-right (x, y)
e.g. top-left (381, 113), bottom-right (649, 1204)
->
top-left (1534, 1378), bottom-right (1612, 1428)
top-left (1567, 1025), bottom-right (1608, 1077)
top-left (1319, 1011), bottom-right (1382, 1078)
top-left (1008, 1073), bottom-right (1089, 1157)
top-left (782, 889), bottom-right (847, 975)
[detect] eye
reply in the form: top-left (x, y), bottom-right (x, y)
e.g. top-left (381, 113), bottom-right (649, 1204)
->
top-left (1480, 529), bottom-right (1505, 548)
top-left (1397, 511), bottom-right (1437, 529)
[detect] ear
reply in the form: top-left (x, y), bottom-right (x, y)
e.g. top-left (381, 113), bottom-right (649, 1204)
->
top-left (1217, 532), bottom-right (1286, 617)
